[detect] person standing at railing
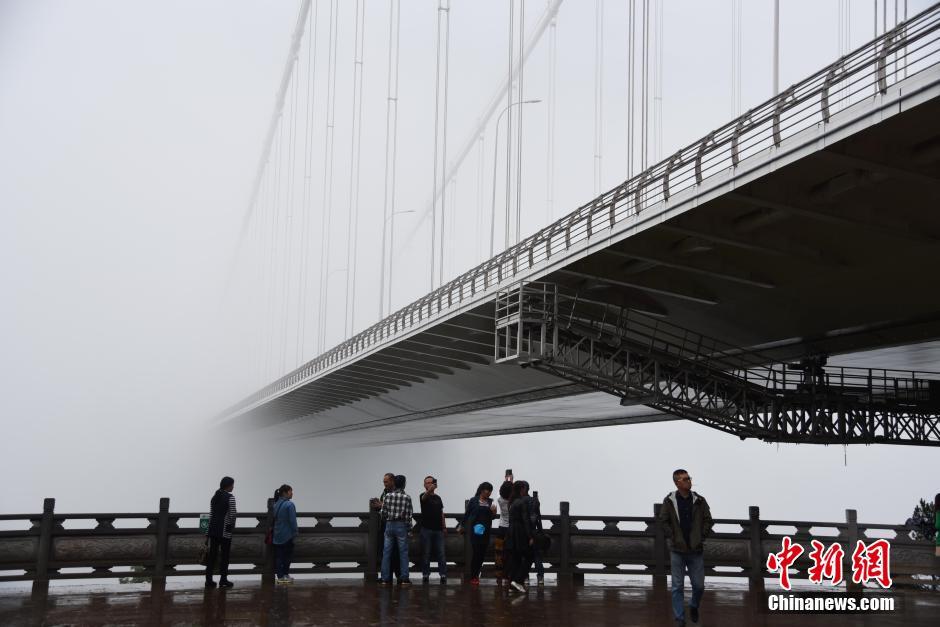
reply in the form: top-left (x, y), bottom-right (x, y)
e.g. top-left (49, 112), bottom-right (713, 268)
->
top-left (493, 477), bottom-right (513, 586)
top-left (272, 484), bottom-right (298, 585)
top-left (506, 480), bottom-right (534, 593)
top-left (380, 474), bottom-right (414, 585)
top-left (658, 469), bottom-right (714, 627)
top-left (205, 476), bottom-right (237, 589)
top-left (460, 482), bottom-right (497, 585)
top-left (527, 485), bottom-right (545, 586)
top-left (419, 475), bottom-right (448, 584)
top-left (371, 472), bottom-right (402, 583)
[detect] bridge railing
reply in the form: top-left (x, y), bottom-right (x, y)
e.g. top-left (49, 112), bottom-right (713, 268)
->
top-left (4, 498), bottom-right (937, 597)
top-left (223, 4), bottom-right (940, 420)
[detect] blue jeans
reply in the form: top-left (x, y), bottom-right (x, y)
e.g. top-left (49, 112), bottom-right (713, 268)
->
top-left (381, 521), bottom-right (410, 582)
top-left (670, 551), bottom-right (704, 621)
top-left (421, 528), bottom-right (446, 578)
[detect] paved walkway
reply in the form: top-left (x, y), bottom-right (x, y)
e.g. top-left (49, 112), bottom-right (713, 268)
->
top-left (1, 579), bottom-right (938, 626)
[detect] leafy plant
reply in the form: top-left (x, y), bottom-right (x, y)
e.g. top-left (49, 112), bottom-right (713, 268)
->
top-left (905, 497), bottom-right (937, 542)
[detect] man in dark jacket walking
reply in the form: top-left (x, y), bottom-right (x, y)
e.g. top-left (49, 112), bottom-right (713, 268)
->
top-left (205, 476), bottom-right (237, 588)
top-left (658, 469), bottom-right (713, 626)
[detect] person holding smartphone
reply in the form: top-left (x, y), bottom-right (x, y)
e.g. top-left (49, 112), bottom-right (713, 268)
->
top-left (493, 470), bottom-right (513, 585)
top-left (461, 481), bottom-right (497, 585)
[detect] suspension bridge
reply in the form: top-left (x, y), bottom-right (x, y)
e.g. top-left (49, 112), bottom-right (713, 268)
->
top-left (219, 2), bottom-right (940, 447)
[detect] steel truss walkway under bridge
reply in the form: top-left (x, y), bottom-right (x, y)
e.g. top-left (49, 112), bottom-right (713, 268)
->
top-left (220, 6), bottom-right (940, 446)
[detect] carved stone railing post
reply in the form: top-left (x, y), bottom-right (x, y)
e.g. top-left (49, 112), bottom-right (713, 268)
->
top-left (559, 501), bottom-right (573, 583)
top-left (262, 497), bottom-right (275, 584)
top-left (462, 499), bottom-right (472, 581)
top-left (31, 497), bottom-right (55, 600)
top-left (151, 497), bottom-right (170, 593)
top-left (845, 509), bottom-right (862, 593)
top-left (652, 502), bottom-right (667, 588)
top-left (366, 501), bottom-right (379, 581)
top-left (748, 506), bottom-right (765, 594)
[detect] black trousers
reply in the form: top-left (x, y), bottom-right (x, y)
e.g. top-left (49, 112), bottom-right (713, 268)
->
top-left (205, 536), bottom-right (231, 583)
top-left (508, 546), bottom-right (532, 584)
top-left (470, 532), bottom-right (490, 578)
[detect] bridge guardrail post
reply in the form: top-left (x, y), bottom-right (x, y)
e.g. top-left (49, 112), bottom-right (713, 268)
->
top-left (31, 497), bottom-right (55, 602)
top-left (845, 509), bottom-right (862, 594)
top-left (653, 502), bottom-right (667, 589)
top-left (262, 497), bottom-right (275, 585)
top-left (462, 499), bottom-right (472, 581)
top-left (748, 505), bottom-right (765, 595)
top-left (151, 497), bottom-right (170, 594)
top-left (366, 501), bottom-right (379, 581)
top-left (559, 501), bottom-right (573, 584)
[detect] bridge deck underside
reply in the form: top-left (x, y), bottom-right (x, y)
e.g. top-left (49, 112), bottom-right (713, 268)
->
top-left (231, 72), bottom-right (940, 443)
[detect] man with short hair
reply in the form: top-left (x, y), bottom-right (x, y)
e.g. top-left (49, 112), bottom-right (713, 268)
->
top-left (380, 474), bottom-right (414, 585)
top-left (658, 469), bottom-right (713, 626)
top-left (371, 473), bottom-right (401, 582)
top-left (205, 476), bottom-right (237, 589)
top-left (419, 475), bottom-right (448, 583)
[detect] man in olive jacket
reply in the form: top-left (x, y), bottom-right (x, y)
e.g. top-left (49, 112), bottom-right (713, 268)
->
top-left (658, 469), bottom-right (713, 626)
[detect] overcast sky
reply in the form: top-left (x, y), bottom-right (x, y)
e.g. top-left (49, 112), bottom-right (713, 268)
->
top-left (1, 0), bottom-right (937, 532)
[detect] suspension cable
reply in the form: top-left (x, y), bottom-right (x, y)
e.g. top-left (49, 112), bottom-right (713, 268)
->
top-left (593, 0), bottom-right (603, 195)
top-left (380, 0), bottom-right (401, 317)
top-left (546, 11), bottom-right (557, 223)
top-left (317, 0), bottom-right (339, 353)
top-left (296, 2), bottom-right (318, 366)
top-left (345, 0), bottom-right (366, 338)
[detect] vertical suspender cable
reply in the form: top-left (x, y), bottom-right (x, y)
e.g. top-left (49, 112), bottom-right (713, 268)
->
top-left (297, 3), bottom-right (318, 365)
top-left (440, 1), bottom-right (451, 280)
top-left (515, 0), bottom-right (524, 245)
top-left (430, 0), bottom-right (451, 289)
top-left (265, 121), bottom-right (284, 379)
top-left (627, 0), bottom-right (635, 178)
top-left (546, 11), bottom-right (557, 223)
top-left (773, 0), bottom-right (779, 96)
top-left (654, 0), bottom-right (663, 163)
top-left (732, 0), bottom-right (741, 116)
top-left (380, 0), bottom-right (401, 317)
top-left (345, 0), bottom-right (366, 338)
top-left (318, 0), bottom-right (339, 353)
top-left (476, 134), bottom-right (485, 260)
top-left (642, 0), bottom-right (649, 170)
top-left (280, 47), bottom-right (300, 374)
top-left (593, 0), bottom-right (603, 196)
top-left (504, 0), bottom-right (515, 251)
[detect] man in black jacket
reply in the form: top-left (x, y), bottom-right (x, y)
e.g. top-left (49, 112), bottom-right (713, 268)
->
top-left (205, 476), bottom-right (237, 588)
top-left (658, 469), bottom-right (713, 626)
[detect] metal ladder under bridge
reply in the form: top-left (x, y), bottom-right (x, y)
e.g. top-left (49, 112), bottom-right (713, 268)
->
top-left (494, 282), bottom-right (940, 446)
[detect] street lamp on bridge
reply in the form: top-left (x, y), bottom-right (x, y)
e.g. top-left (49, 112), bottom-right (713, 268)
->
top-left (489, 98), bottom-right (542, 258)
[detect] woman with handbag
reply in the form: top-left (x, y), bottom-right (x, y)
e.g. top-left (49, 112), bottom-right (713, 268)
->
top-left (461, 482), bottom-right (496, 585)
top-left (270, 484), bottom-right (298, 584)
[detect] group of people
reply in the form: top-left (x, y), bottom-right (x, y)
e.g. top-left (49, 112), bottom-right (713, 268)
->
top-left (371, 470), bottom-right (548, 593)
top-left (204, 468), bottom-right (714, 625)
top-left (203, 479), bottom-right (299, 588)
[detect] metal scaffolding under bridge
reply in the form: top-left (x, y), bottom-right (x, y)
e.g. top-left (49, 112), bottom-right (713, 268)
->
top-left (496, 282), bottom-right (940, 446)
top-left (220, 5), bottom-right (940, 446)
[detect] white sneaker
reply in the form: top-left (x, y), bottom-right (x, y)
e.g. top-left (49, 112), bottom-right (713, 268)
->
top-left (511, 581), bottom-right (526, 593)
top-left (284, 576), bottom-right (295, 584)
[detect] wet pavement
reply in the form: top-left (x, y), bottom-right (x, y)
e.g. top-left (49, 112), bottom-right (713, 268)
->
top-left (1, 578), bottom-right (938, 626)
